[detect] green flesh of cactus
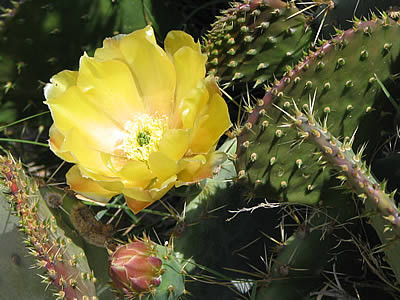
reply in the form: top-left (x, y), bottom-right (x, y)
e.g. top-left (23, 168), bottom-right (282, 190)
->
top-left (143, 243), bottom-right (185, 300)
top-left (286, 107), bottom-right (400, 282)
top-left (256, 192), bottom-right (355, 299)
top-left (0, 188), bottom-right (54, 299)
top-left (0, 153), bottom-right (98, 299)
top-left (204, 0), bottom-right (312, 87)
top-left (235, 16), bottom-right (400, 206)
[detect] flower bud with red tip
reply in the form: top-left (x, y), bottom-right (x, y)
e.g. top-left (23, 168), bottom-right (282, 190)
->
top-left (108, 241), bottom-right (163, 297)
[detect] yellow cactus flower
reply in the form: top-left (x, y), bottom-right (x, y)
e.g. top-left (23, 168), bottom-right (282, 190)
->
top-left (45, 26), bottom-right (231, 213)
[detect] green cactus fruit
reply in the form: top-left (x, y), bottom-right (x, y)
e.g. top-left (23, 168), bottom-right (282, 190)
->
top-left (0, 153), bottom-right (98, 299)
top-left (235, 16), bottom-right (400, 206)
top-left (204, 0), bottom-right (312, 87)
top-left (108, 237), bottom-right (185, 300)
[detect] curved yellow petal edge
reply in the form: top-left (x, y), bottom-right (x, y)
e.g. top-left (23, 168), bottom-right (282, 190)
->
top-left (45, 26), bottom-right (232, 214)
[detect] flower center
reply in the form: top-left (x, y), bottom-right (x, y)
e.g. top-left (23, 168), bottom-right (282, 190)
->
top-left (137, 131), bottom-right (151, 147)
top-left (121, 113), bottom-right (167, 161)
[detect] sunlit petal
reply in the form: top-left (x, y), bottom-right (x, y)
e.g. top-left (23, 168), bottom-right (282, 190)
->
top-left (164, 30), bottom-right (202, 58)
top-left (47, 86), bottom-right (122, 154)
top-left (119, 160), bottom-right (154, 188)
top-left (124, 196), bottom-right (155, 214)
top-left (61, 128), bottom-right (115, 176)
top-left (119, 26), bottom-right (176, 116)
top-left (94, 34), bottom-right (125, 61)
top-left (77, 55), bottom-right (145, 123)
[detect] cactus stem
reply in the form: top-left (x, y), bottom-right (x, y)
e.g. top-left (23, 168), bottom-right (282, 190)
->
top-left (277, 104), bottom-right (400, 227)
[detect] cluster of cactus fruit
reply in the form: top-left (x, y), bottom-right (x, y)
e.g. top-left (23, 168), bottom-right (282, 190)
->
top-left (1, 0), bottom-right (400, 299)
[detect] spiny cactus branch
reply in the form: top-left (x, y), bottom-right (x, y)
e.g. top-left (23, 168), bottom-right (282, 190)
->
top-left (279, 102), bottom-right (400, 227)
top-left (0, 154), bottom-right (98, 299)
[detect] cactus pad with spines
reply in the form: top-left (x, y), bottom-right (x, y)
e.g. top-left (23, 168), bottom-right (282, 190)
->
top-left (204, 0), bottom-right (312, 87)
top-left (235, 16), bottom-right (400, 205)
top-left (283, 104), bottom-right (400, 283)
top-left (0, 154), bottom-right (98, 299)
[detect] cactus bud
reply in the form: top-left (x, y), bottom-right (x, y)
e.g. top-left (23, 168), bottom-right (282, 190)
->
top-left (108, 241), bottom-right (163, 297)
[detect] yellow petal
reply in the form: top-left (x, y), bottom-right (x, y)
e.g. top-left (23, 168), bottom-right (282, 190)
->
top-left (77, 55), bottom-right (144, 123)
top-left (46, 86), bottom-right (122, 154)
top-left (148, 151), bottom-right (180, 181)
top-left (118, 160), bottom-right (154, 188)
top-left (164, 30), bottom-right (202, 59)
top-left (94, 34), bottom-right (125, 61)
top-left (204, 75), bottom-right (221, 96)
top-left (122, 187), bottom-right (153, 202)
top-left (118, 26), bottom-right (176, 116)
top-left (176, 154), bottom-right (206, 183)
top-left (44, 70), bottom-right (78, 100)
top-left (124, 176), bottom-right (176, 213)
top-left (171, 43), bottom-right (207, 103)
top-left (164, 30), bottom-right (207, 107)
top-left (177, 83), bottom-right (209, 129)
top-left (61, 128), bottom-right (115, 177)
top-left (123, 172), bottom-right (180, 213)
top-left (190, 93), bottom-right (232, 153)
top-left (48, 125), bottom-right (76, 163)
top-left (78, 164), bottom-right (123, 185)
top-left (125, 196), bottom-right (155, 214)
top-left (158, 129), bottom-right (190, 161)
top-left (66, 165), bottom-right (119, 202)
top-left (177, 151), bottom-right (226, 185)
